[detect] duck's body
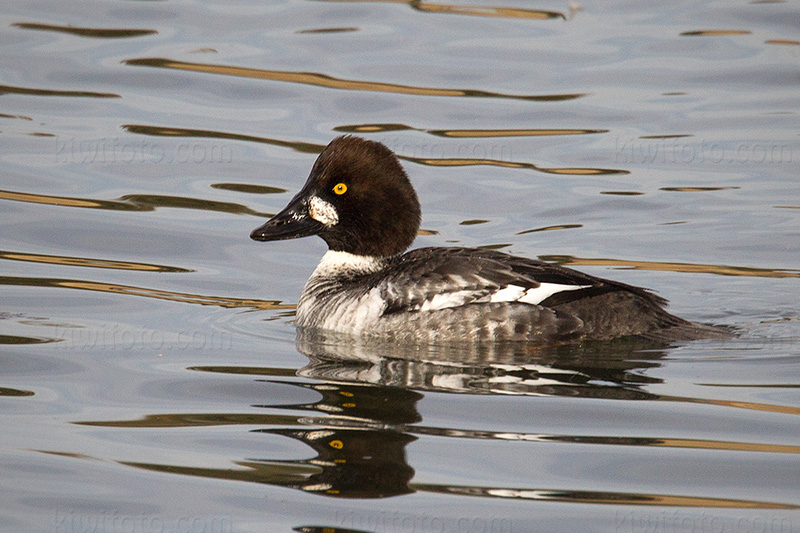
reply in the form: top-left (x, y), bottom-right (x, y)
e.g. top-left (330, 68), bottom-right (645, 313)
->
top-left (252, 136), bottom-right (727, 344)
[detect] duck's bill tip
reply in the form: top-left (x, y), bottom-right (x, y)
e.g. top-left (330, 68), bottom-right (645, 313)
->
top-left (250, 209), bottom-right (324, 242)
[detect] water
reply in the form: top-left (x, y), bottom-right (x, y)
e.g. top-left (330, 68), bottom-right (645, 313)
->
top-left (2, 0), bottom-right (799, 531)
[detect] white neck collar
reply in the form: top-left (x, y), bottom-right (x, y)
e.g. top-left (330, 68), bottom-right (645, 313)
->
top-left (311, 250), bottom-right (387, 277)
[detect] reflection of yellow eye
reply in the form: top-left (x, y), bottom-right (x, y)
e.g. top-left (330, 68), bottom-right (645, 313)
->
top-left (333, 183), bottom-right (347, 195)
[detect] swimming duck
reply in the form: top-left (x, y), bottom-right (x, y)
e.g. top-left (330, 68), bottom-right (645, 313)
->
top-left (251, 136), bottom-right (726, 343)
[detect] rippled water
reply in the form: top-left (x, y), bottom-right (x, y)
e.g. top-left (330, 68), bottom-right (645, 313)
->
top-left (2, 1), bottom-right (799, 532)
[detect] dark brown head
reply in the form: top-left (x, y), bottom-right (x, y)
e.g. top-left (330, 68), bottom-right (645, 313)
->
top-left (251, 136), bottom-right (421, 257)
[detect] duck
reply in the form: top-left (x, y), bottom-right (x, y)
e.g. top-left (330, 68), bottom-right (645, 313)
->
top-left (251, 135), bottom-right (728, 344)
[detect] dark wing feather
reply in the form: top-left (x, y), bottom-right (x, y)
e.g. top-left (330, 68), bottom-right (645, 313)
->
top-left (363, 247), bottom-right (723, 342)
top-left (375, 247), bottom-right (660, 316)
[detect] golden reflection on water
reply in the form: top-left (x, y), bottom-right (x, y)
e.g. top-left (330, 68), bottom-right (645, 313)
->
top-left (451, 429), bottom-right (800, 455)
top-left (295, 27), bottom-right (360, 34)
top-left (0, 386), bottom-right (35, 397)
top-left (0, 188), bottom-right (271, 217)
top-left (124, 58), bottom-right (585, 102)
top-left (516, 224), bottom-right (582, 235)
top-left (0, 334), bottom-right (58, 346)
top-left (435, 128), bottom-right (605, 137)
top-left (669, 396), bottom-right (800, 416)
top-left (118, 194), bottom-right (271, 217)
top-left (0, 84), bottom-right (119, 98)
top-left (79, 413), bottom-right (301, 428)
top-left (680, 30), bottom-right (752, 36)
top-left (639, 134), bottom-right (693, 139)
top-left (12, 22), bottom-right (157, 38)
top-left (316, 0), bottom-right (565, 20)
top-left (123, 124), bottom-right (628, 176)
top-left (187, 365), bottom-right (298, 377)
top-left (121, 460), bottom-right (323, 487)
top-left (415, 484), bottom-right (796, 509)
top-left (402, 155), bottom-right (625, 175)
top-left (540, 255), bottom-right (800, 279)
top-left (0, 113), bottom-right (33, 120)
top-left (123, 124), bottom-right (323, 155)
top-left (0, 250), bottom-right (191, 273)
top-left (211, 183), bottom-right (287, 194)
top-left (0, 189), bottom-right (130, 209)
top-left (660, 186), bottom-right (740, 192)
top-left (600, 191), bottom-right (644, 196)
top-left (335, 123), bottom-right (609, 137)
top-left (765, 39), bottom-right (800, 45)
top-left (650, 437), bottom-right (800, 455)
top-left (1, 276), bottom-right (292, 310)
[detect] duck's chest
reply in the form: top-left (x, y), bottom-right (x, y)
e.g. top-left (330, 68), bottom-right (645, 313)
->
top-left (296, 276), bottom-right (386, 334)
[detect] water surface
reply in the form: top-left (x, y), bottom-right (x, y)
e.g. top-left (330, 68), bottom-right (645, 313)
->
top-left (2, 0), bottom-right (799, 531)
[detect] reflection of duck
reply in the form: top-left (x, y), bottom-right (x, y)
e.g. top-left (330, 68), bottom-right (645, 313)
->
top-left (255, 427), bottom-right (415, 498)
top-left (78, 349), bottom-right (799, 510)
top-left (251, 136), bottom-right (731, 343)
top-left (249, 380), bottom-right (421, 498)
top-left (248, 333), bottom-right (668, 500)
top-left (295, 328), bottom-right (666, 399)
top-left (256, 379), bottom-right (423, 425)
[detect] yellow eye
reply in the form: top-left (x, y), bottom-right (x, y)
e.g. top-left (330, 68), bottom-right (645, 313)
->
top-left (333, 183), bottom-right (347, 195)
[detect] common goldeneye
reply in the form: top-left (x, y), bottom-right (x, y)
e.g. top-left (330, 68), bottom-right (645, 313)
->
top-left (251, 136), bottom-right (727, 343)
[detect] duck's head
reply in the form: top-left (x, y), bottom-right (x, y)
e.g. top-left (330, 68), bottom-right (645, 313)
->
top-left (251, 136), bottom-right (421, 258)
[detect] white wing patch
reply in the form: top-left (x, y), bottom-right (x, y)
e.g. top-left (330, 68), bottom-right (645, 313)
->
top-left (418, 290), bottom-right (479, 312)
top-left (417, 283), bottom-right (591, 312)
top-left (516, 283), bottom-right (591, 304)
top-left (488, 285), bottom-right (526, 302)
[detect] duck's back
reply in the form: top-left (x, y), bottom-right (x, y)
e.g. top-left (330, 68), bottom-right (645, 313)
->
top-left (296, 247), bottom-right (729, 343)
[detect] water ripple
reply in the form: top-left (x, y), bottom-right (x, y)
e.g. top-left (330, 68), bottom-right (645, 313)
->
top-left (12, 22), bottom-right (157, 39)
top-left (0, 188), bottom-right (272, 217)
top-left (540, 255), bottom-right (800, 278)
top-left (414, 483), bottom-right (796, 509)
top-left (0, 84), bottom-right (118, 98)
top-left (124, 58), bottom-right (585, 102)
top-left (680, 30), bottom-right (752, 37)
top-left (315, 0), bottom-right (566, 20)
top-left (0, 249), bottom-right (192, 273)
top-left (0, 276), bottom-right (292, 310)
top-left (123, 124), bottom-right (627, 175)
top-left (335, 123), bottom-right (609, 137)
top-left (0, 386), bottom-right (35, 397)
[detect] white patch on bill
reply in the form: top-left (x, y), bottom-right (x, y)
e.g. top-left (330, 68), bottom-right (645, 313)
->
top-left (308, 196), bottom-right (339, 226)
